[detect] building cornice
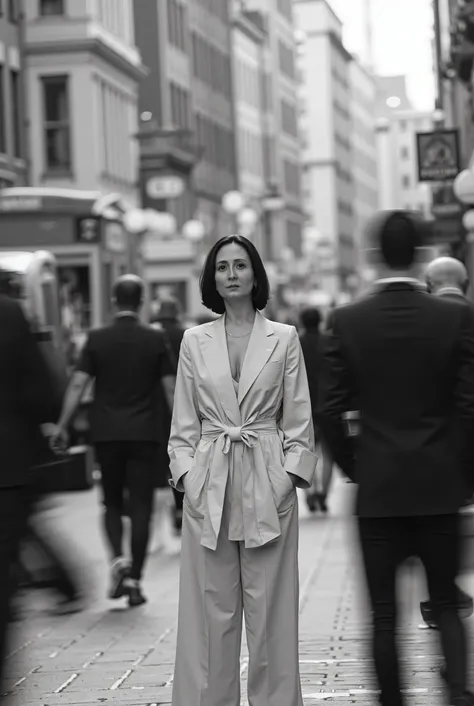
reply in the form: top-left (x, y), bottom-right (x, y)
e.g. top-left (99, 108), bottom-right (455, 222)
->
top-left (306, 29), bottom-right (352, 63)
top-left (25, 37), bottom-right (148, 82)
top-left (232, 11), bottom-right (267, 45)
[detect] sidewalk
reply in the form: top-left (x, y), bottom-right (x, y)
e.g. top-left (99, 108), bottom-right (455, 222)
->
top-left (3, 477), bottom-right (473, 705)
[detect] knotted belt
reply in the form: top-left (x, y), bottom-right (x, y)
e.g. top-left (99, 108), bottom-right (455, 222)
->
top-left (200, 418), bottom-right (282, 550)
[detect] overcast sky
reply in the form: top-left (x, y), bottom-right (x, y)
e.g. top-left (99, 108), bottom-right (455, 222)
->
top-left (328, 0), bottom-right (435, 111)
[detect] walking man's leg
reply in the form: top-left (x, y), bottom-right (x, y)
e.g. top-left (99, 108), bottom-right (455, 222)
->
top-left (0, 487), bottom-right (29, 699)
top-left (124, 442), bottom-right (156, 606)
top-left (94, 443), bottom-right (129, 599)
top-left (416, 515), bottom-right (472, 704)
top-left (358, 517), bottom-right (406, 706)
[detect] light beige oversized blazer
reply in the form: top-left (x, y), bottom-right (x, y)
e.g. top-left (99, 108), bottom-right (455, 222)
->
top-left (168, 311), bottom-right (317, 551)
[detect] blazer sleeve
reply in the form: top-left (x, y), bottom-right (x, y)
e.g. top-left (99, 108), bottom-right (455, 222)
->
top-left (168, 331), bottom-right (201, 491)
top-left (317, 310), bottom-right (356, 481)
top-left (281, 326), bottom-right (318, 489)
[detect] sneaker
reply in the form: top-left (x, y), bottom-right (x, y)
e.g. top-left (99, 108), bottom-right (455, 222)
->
top-left (108, 559), bottom-right (129, 599)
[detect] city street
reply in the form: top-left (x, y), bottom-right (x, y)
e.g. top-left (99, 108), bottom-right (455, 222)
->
top-left (3, 476), bottom-right (473, 706)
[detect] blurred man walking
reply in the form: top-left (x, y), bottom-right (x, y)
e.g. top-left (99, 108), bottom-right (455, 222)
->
top-left (319, 212), bottom-right (474, 706)
top-left (51, 276), bottom-right (175, 607)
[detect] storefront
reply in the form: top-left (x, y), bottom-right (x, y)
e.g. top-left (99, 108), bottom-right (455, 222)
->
top-left (0, 188), bottom-right (133, 346)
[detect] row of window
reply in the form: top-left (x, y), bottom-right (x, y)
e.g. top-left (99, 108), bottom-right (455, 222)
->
top-left (96, 0), bottom-right (129, 39)
top-left (333, 97), bottom-right (350, 122)
top-left (0, 65), bottom-right (21, 158)
top-left (195, 111), bottom-right (235, 173)
top-left (338, 200), bottom-right (353, 218)
top-left (39, 0), bottom-right (63, 15)
top-left (238, 128), bottom-right (263, 177)
top-left (0, 0), bottom-right (18, 22)
top-left (235, 59), bottom-right (260, 109)
top-left (194, 0), bottom-right (228, 23)
top-left (192, 32), bottom-right (231, 99)
top-left (284, 159), bottom-right (300, 196)
top-left (278, 40), bottom-right (295, 81)
top-left (281, 99), bottom-right (297, 137)
top-left (167, 0), bottom-right (187, 53)
top-left (170, 81), bottom-right (190, 129)
top-left (335, 132), bottom-right (351, 152)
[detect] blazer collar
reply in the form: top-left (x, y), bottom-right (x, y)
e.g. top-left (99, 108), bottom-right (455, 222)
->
top-left (201, 311), bottom-right (277, 423)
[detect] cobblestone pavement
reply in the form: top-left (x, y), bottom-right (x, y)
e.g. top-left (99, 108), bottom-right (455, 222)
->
top-left (3, 477), bottom-right (474, 705)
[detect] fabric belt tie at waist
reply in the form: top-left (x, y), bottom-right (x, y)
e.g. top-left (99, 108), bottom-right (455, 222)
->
top-left (199, 419), bottom-right (282, 551)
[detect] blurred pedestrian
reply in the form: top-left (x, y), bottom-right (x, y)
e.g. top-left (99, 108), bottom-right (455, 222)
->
top-left (319, 211), bottom-right (474, 706)
top-left (149, 298), bottom-right (185, 550)
top-left (420, 256), bottom-right (474, 627)
top-left (299, 307), bottom-right (331, 512)
top-left (169, 235), bottom-right (316, 706)
top-left (50, 276), bottom-right (175, 607)
top-left (0, 293), bottom-right (57, 697)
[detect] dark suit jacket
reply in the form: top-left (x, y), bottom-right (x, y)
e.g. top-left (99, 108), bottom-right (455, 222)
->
top-left (318, 282), bottom-right (474, 517)
top-left (77, 316), bottom-right (174, 443)
top-left (0, 295), bottom-right (57, 487)
top-left (299, 330), bottom-right (323, 422)
top-left (157, 321), bottom-right (185, 433)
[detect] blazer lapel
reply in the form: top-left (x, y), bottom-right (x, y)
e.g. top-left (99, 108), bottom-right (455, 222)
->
top-left (238, 312), bottom-right (277, 405)
top-left (200, 316), bottom-right (241, 425)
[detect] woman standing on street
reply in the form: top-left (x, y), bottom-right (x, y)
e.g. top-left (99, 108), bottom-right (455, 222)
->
top-left (168, 235), bottom-right (317, 706)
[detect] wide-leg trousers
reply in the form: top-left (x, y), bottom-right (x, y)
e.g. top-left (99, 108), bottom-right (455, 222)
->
top-left (171, 491), bottom-right (303, 706)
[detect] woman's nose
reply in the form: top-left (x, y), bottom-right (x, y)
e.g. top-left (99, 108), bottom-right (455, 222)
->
top-left (228, 267), bottom-right (237, 279)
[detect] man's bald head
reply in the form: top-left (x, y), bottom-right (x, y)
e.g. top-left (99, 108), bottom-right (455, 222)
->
top-left (425, 257), bottom-right (469, 296)
top-left (112, 274), bottom-right (144, 311)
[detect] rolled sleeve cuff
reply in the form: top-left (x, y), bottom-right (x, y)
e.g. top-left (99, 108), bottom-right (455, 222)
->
top-left (284, 448), bottom-right (318, 489)
top-left (169, 452), bottom-right (193, 492)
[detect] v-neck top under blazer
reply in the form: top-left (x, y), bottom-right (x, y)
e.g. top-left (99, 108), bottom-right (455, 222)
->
top-left (168, 311), bottom-right (317, 551)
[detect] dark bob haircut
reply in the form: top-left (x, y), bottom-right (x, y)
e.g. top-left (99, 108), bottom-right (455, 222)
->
top-left (200, 235), bottom-right (270, 314)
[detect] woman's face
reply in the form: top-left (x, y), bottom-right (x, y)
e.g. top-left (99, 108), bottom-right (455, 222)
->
top-left (215, 242), bottom-right (255, 304)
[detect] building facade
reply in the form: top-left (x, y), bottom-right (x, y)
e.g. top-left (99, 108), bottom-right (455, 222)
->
top-left (0, 0), bottom-right (144, 335)
top-left (0, 0), bottom-right (27, 187)
top-left (294, 0), bottom-right (356, 296)
top-left (23, 0), bottom-right (143, 202)
top-left (230, 8), bottom-right (267, 254)
top-left (375, 77), bottom-right (433, 216)
top-left (348, 57), bottom-right (378, 277)
top-left (233, 0), bottom-right (304, 261)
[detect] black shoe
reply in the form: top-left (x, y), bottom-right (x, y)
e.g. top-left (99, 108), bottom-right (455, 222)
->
top-left (420, 600), bottom-right (438, 629)
top-left (128, 585), bottom-right (147, 608)
top-left (108, 561), bottom-right (129, 600)
top-left (316, 493), bottom-right (328, 513)
top-left (306, 493), bottom-right (317, 513)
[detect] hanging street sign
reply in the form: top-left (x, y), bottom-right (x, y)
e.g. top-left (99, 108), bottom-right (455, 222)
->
top-left (416, 129), bottom-right (460, 182)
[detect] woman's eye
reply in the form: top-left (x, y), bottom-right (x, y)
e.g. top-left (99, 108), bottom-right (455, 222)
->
top-left (217, 264), bottom-right (226, 271)
top-left (237, 263), bottom-right (246, 269)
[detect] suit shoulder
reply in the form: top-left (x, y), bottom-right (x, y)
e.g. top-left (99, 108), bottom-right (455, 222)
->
top-left (183, 319), bottom-right (221, 341)
top-left (268, 320), bottom-right (295, 338)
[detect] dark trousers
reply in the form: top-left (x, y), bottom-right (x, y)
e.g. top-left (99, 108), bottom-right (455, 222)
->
top-left (0, 487), bottom-right (30, 699)
top-left (95, 441), bottom-right (156, 581)
top-left (358, 515), bottom-right (467, 706)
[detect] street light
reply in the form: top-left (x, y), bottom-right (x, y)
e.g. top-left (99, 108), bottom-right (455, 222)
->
top-left (222, 190), bottom-right (245, 216)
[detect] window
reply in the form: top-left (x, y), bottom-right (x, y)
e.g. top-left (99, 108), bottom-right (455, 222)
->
top-left (170, 81), bottom-right (189, 129)
top-left (42, 76), bottom-right (71, 171)
top-left (284, 160), bottom-right (300, 196)
top-left (8, 0), bottom-right (16, 22)
top-left (39, 0), bottom-right (64, 15)
top-left (0, 67), bottom-right (5, 154)
top-left (281, 99), bottom-right (297, 136)
top-left (399, 120), bottom-right (407, 132)
top-left (400, 146), bottom-right (409, 160)
top-left (167, 0), bottom-right (186, 52)
top-left (10, 70), bottom-right (21, 158)
top-left (278, 40), bottom-right (295, 79)
top-left (401, 175), bottom-right (410, 189)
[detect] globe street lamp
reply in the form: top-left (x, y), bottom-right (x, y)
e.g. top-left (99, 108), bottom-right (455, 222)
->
top-left (123, 207), bottom-right (177, 273)
top-left (182, 218), bottom-right (206, 275)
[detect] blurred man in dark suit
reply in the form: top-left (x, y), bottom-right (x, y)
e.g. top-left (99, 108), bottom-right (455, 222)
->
top-left (51, 276), bottom-right (175, 607)
top-left (0, 293), bottom-right (57, 698)
top-left (319, 212), bottom-right (474, 706)
top-left (419, 256), bottom-right (474, 627)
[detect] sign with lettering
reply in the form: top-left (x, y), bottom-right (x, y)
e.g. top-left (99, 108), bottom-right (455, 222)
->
top-left (416, 129), bottom-right (460, 182)
top-left (0, 197), bottom-right (43, 211)
top-left (75, 216), bottom-right (100, 244)
top-left (146, 175), bottom-right (185, 200)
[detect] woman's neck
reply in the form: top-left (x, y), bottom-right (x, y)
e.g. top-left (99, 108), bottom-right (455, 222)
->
top-left (224, 298), bottom-right (255, 326)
